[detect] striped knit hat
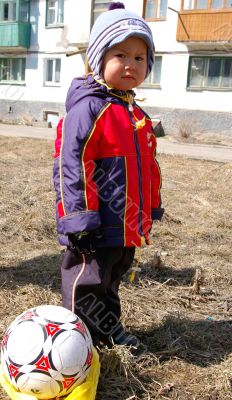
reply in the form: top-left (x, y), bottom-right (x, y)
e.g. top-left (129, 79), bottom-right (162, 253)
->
top-left (87, 4), bottom-right (155, 80)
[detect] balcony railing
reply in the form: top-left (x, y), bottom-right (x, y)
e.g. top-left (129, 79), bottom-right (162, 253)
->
top-left (0, 21), bottom-right (31, 50)
top-left (176, 9), bottom-right (232, 42)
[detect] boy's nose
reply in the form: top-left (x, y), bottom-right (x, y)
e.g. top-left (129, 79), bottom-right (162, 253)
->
top-left (125, 59), bottom-right (136, 70)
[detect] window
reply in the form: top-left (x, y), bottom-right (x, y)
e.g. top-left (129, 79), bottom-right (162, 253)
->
top-left (188, 57), bottom-right (232, 89)
top-left (92, 1), bottom-right (110, 24)
top-left (0, 58), bottom-right (26, 83)
top-left (0, 58), bottom-right (25, 82)
top-left (142, 56), bottom-right (162, 86)
top-left (183, 0), bottom-right (194, 9)
top-left (188, 57), bottom-right (204, 86)
top-left (0, 1), bottom-right (16, 22)
top-left (19, 0), bottom-right (30, 22)
top-left (184, 0), bottom-right (208, 9)
top-left (182, 0), bottom-right (232, 9)
top-left (46, 0), bottom-right (64, 26)
top-left (44, 59), bottom-right (61, 85)
top-left (143, 0), bottom-right (168, 20)
top-left (211, 0), bottom-right (224, 7)
top-left (196, 0), bottom-right (208, 9)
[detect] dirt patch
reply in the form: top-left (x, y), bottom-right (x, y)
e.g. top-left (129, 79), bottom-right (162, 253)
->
top-left (0, 136), bottom-right (232, 399)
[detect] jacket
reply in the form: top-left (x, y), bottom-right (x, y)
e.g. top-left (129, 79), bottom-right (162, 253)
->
top-left (53, 74), bottom-right (163, 247)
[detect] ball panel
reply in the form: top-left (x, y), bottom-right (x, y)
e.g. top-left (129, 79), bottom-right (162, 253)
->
top-left (7, 321), bottom-right (45, 365)
top-left (35, 305), bottom-right (78, 324)
top-left (17, 372), bottom-right (61, 399)
top-left (52, 331), bottom-right (87, 375)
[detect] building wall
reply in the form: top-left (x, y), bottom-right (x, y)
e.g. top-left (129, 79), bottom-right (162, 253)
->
top-left (140, 1), bottom-right (232, 113)
top-left (139, 0), bottom-right (232, 134)
top-left (0, 0), bottom-right (232, 134)
top-left (0, 0), bottom-right (91, 122)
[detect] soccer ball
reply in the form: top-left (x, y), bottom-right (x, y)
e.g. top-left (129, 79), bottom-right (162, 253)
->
top-left (1, 305), bottom-right (93, 399)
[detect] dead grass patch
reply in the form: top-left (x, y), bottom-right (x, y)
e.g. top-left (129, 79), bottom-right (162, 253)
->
top-left (0, 136), bottom-right (232, 399)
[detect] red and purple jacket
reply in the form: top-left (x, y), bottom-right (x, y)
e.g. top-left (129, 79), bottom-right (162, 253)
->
top-left (53, 74), bottom-right (163, 248)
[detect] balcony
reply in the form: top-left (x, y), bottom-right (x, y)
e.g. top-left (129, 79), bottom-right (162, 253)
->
top-left (0, 0), bottom-right (31, 51)
top-left (0, 21), bottom-right (30, 50)
top-left (176, 9), bottom-right (232, 43)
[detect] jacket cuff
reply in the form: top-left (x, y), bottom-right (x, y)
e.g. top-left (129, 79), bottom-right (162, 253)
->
top-left (152, 207), bottom-right (164, 221)
top-left (60, 211), bottom-right (101, 234)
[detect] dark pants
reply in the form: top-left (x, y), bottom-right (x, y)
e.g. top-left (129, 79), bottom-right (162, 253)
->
top-left (61, 246), bottom-right (135, 343)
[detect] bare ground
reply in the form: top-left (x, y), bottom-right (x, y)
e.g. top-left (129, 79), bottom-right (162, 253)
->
top-left (0, 135), bottom-right (232, 400)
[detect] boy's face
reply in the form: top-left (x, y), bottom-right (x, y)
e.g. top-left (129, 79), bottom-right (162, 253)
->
top-left (102, 36), bottom-right (148, 91)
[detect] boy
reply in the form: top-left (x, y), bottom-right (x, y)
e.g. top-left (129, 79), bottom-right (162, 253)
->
top-left (53, 3), bottom-right (163, 349)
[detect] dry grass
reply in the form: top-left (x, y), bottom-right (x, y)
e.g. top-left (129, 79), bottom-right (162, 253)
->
top-left (0, 135), bottom-right (232, 400)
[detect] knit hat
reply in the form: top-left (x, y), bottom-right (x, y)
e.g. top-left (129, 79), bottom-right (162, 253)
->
top-left (87, 3), bottom-right (155, 80)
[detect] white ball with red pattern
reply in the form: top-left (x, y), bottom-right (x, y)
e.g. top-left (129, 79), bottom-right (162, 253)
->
top-left (1, 305), bottom-right (93, 399)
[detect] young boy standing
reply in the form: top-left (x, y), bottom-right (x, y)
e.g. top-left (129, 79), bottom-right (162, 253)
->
top-left (53, 3), bottom-right (163, 349)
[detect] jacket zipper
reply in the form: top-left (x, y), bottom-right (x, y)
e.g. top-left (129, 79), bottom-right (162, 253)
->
top-left (127, 106), bottom-right (144, 237)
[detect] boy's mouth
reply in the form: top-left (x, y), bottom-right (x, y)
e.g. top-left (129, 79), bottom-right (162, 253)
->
top-left (122, 75), bottom-right (135, 80)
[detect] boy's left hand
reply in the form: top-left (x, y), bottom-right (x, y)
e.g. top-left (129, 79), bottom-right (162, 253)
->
top-left (68, 230), bottom-right (101, 254)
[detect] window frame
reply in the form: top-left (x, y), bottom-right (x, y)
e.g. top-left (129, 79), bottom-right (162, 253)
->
top-left (46, 0), bottom-right (64, 27)
top-left (44, 58), bottom-right (61, 86)
top-left (0, 58), bottom-right (26, 83)
top-left (91, 0), bottom-right (110, 26)
top-left (181, 0), bottom-right (232, 10)
top-left (140, 55), bottom-right (163, 88)
top-left (187, 56), bottom-right (232, 90)
top-left (143, 0), bottom-right (168, 21)
top-left (0, 1), bottom-right (17, 22)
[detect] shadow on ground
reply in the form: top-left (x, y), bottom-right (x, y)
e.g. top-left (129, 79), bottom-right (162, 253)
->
top-left (138, 261), bottom-right (196, 286)
top-left (1, 254), bottom-right (195, 290)
top-left (0, 253), bottom-right (63, 292)
top-left (132, 315), bottom-right (232, 367)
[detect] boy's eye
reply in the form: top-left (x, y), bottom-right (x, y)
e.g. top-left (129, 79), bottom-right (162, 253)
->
top-left (116, 53), bottom-right (125, 58)
top-left (135, 56), bottom-right (144, 61)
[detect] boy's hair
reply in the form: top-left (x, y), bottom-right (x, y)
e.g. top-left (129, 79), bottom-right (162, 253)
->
top-left (87, 4), bottom-right (155, 80)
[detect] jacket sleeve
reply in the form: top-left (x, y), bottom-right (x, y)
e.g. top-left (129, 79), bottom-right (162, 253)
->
top-left (149, 130), bottom-right (164, 221)
top-left (53, 103), bottom-right (106, 239)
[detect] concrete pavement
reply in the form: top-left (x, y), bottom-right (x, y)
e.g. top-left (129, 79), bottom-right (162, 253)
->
top-left (157, 137), bottom-right (232, 163)
top-left (0, 123), bottom-right (56, 140)
top-left (0, 123), bottom-right (232, 163)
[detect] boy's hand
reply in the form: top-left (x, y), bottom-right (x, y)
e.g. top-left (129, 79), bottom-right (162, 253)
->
top-left (68, 230), bottom-right (101, 254)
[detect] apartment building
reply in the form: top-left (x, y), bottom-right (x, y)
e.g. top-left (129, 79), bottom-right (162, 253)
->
top-left (0, 0), bottom-right (231, 134)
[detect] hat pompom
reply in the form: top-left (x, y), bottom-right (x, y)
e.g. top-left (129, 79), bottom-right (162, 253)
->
top-left (108, 2), bottom-right (125, 11)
